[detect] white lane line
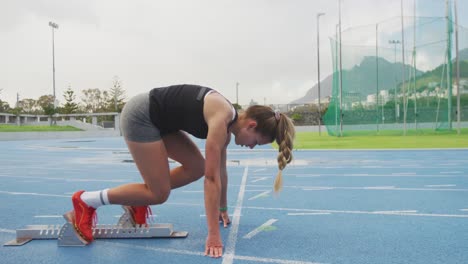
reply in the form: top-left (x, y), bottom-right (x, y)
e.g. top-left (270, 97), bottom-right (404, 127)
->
top-left (460, 209), bottom-right (468, 212)
top-left (287, 210), bottom-right (417, 216)
top-left (182, 190), bottom-right (204, 193)
top-left (425, 184), bottom-right (456, 187)
top-left (243, 219), bottom-right (278, 239)
top-left (34, 215), bottom-right (62, 218)
top-left (295, 174), bottom-right (322, 178)
top-left (0, 191), bottom-right (69, 198)
top-left (0, 174), bottom-right (128, 183)
top-left (287, 213), bottom-right (331, 216)
top-left (294, 174), bottom-right (467, 178)
top-left (248, 191), bottom-right (271, 201)
top-left (300, 186), bottom-right (468, 192)
top-left (372, 210), bottom-right (418, 214)
top-left (222, 166), bottom-right (249, 264)
top-left (251, 177), bottom-right (269, 183)
top-left (244, 206), bottom-right (468, 218)
top-left (106, 241), bottom-right (326, 264)
top-left (363, 186), bottom-right (396, 190)
top-left (253, 168), bottom-right (267, 172)
top-left (234, 255), bottom-right (326, 264)
top-left (303, 187), bottom-right (335, 191)
top-left (0, 228), bottom-right (15, 234)
top-left (392, 172), bottom-right (417, 176)
top-left (440, 171), bottom-right (462, 174)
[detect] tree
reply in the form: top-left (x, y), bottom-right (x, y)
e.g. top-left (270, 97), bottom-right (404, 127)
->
top-left (0, 100), bottom-right (10, 112)
top-left (17, 98), bottom-right (37, 114)
top-left (232, 103), bottom-right (242, 110)
top-left (37, 95), bottom-right (56, 125)
top-left (0, 89), bottom-right (9, 112)
top-left (37, 95), bottom-right (55, 114)
top-left (81, 88), bottom-right (108, 113)
top-left (62, 87), bottom-right (79, 114)
top-left (249, 99), bottom-right (259, 106)
top-left (107, 76), bottom-right (126, 112)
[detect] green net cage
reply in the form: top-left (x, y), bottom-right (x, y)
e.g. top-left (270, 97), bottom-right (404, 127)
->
top-left (323, 9), bottom-right (468, 136)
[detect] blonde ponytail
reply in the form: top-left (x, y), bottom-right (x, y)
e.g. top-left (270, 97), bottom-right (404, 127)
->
top-left (274, 170), bottom-right (283, 192)
top-left (273, 117), bottom-right (295, 193)
top-left (242, 105), bottom-right (295, 193)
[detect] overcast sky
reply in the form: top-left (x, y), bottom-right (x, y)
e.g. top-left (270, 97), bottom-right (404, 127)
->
top-left (1, 0), bottom-right (467, 106)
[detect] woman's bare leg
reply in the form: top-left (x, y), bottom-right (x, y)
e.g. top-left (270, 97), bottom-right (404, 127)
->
top-left (106, 131), bottom-right (204, 206)
top-left (163, 131), bottom-right (205, 189)
top-left (107, 140), bottom-right (171, 206)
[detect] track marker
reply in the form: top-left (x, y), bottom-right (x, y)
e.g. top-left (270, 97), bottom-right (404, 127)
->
top-left (251, 177), bottom-right (269, 183)
top-left (248, 191), bottom-right (270, 200)
top-left (243, 219), bottom-right (278, 239)
top-left (425, 184), bottom-right (456, 187)
top-left (287, 213), bottom-right (331, 216)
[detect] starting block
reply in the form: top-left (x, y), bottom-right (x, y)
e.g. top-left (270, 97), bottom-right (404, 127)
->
top-left (4, 207), bottom-right (188, 247)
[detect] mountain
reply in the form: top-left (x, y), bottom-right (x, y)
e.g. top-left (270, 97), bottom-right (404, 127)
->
top-left (291, 56), bottom-right (422, 104)
top-left (456, 48), bottom-right (468, 61)
top-left (290, 74), bottom-right (334, 105)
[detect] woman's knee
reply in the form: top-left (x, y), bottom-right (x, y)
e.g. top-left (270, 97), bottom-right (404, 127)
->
top-left (147, 186), bottom-right (171, 204)
top-left (190, 156), bottom-right (205, 181)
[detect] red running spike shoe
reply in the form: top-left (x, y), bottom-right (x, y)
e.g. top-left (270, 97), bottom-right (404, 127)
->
top-left (71, 190), bottom-right (97, 242)
top-left (123, 205), bottom-right (152, 226)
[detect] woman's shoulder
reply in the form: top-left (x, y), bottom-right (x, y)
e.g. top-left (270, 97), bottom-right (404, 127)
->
top-left (204, 93), bottom-right (234, 123)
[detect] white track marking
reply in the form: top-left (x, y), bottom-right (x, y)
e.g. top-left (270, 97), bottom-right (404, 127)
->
top-left (287, 213), bottom-right (331, 216)
top-left (0, 191), bottom-right (69, 198)
top-left (248, 191), bottom-right (271, 201)
top-left (245, 206), bottom-right (468, 218)
top-left (251, 177), bottom-right (269, 183)
top-left (105, 241), bottom-right (326, 264)
top-left (222, 166), bottom-right (248, 264)
top-left (300, 186), bottom-right (468, 192)
top-left (425, 185), bottom-right (456, 187)
top-left (243, 219), bottom-right (278, 239)
top-left (0, 228), bottom-right (15, 234)
top-left (292, 174), bottom-right (467, 178)
top-left (0, 174), bottom-right (128, 183)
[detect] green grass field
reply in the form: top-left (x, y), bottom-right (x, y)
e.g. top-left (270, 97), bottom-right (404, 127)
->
top-left (294, 128), bottom-right (468, 149)
top-left (1, 124), bottom-right (466, 149)
top-left (0, 125), bottom-right (82, 132)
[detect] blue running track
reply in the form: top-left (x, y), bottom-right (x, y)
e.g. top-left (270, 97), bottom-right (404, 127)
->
top-left (1, 137), bottom-right (467, 264)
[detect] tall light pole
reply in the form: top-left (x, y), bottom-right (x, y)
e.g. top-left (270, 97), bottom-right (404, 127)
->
top-left (49, 21), bottom-right (59, 110)
top-left (317, 12), bottom-right (325, 136)
top-left (400, 0), bottom-right (407, 135)
top-left (236, 82), bottom-right (239, 105)
top-left (338, 0), bottom-right (344, 137)
top-left (455, 0), bottom-right (460, 134)
top-left (389, 39), bottom-right (400, 123)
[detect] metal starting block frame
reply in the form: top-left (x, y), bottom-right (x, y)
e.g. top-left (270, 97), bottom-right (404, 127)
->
top-left (4, 207), bottom-right (188, 247)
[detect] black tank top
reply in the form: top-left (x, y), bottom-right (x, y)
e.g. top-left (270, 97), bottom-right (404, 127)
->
top-left (148, 84), bottom-right (237, 139)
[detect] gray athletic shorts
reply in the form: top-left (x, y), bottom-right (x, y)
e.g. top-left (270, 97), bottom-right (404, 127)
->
top-left (120, 92), bottom-right (162, 142)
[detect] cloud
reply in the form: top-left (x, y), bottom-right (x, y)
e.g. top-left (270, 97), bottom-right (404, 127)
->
top-left (0, 0), bottom-right (98, 31)
top-left (1, 0), bottom-right (467, 106)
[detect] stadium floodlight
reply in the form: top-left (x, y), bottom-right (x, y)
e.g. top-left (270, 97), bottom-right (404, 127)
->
top-left (48, 21), bottom-right (59, 111)
top-left (317, 12), bottom-right (325, 136)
